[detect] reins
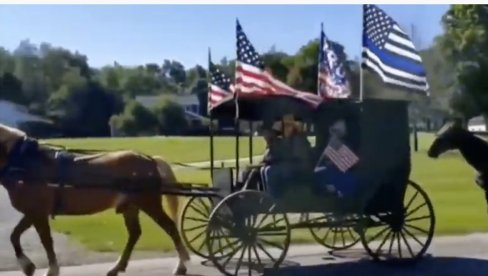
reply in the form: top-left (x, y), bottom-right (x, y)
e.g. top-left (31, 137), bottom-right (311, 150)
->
top-left (38, 142), bottom-right (216, 170)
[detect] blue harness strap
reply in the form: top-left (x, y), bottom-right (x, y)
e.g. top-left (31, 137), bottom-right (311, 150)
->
top-left (0, 137), bottom-right (39, 186)
top-left (54, 151), bottom-right (74, 184)
top-left (52, 150), bottom-right (75, 218)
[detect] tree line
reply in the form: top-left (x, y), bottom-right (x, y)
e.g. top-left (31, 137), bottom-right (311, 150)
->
top-left (1, 6), bottom-right (480, 137)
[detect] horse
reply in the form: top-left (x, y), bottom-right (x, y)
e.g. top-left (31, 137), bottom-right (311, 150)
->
top-left (0, 123), bottom-right (190, 276)
top-left (427, 121), bottom-right (488, 205)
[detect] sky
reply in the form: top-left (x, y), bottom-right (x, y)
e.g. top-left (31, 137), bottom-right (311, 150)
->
top-left (0, 4), bottom-right (449, 69)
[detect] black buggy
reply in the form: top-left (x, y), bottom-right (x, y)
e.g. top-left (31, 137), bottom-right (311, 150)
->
top-left (179, 93), bottom-right (436, 276)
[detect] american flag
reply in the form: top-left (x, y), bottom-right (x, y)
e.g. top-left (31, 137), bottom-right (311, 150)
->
top-left (323, 138), bottom-right (359, 173)
top-left (234, 19), bottom-right (323, 108)
top-left (318, 24), bottom-right (351, 99)
top-left (208, 60), bottom-right (234, 111)
top-left (362, 4), bottom-right (429, 95)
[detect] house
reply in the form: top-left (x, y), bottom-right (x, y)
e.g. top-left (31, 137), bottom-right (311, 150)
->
top-left (0, 100), bottom-right (52, 127)
top-left (135, 94), bottom-right (207, 126)
top-left (468, 116), bottom-right (486, 133)
top-left (0, 100), bottom-right (57, 137)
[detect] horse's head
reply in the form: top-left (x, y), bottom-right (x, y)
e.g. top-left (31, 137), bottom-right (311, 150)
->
top-left (428, 121), bottom-right (466, 158)
top-left (0, 124), bottom-right (28, 169)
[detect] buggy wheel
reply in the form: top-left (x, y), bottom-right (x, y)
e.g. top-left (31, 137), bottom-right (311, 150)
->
top-left (180, 195), bottom-right (221, 258)
top-left (306, 213), bottom-right (361, 250)
top-left (360, 180), bottom-right (435, 262)
top-left (206, 190), bottom-right (290, 276)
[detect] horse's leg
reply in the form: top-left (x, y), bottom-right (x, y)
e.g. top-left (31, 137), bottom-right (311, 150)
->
top-left (31, 216), bottom-right (59, 276)
top-left (107, 206), bottom-right (141, 276)
top-left (10, 216), bottom-right (35, 276)
top-left (139, 197), bottom-right (190, 275)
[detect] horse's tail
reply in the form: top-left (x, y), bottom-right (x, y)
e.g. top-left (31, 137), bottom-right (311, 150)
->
top-left (152, 155), bottom-right (180, 226)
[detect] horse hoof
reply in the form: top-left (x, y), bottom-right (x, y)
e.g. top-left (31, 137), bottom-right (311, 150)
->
top-left (106, 270), bottom-right (118, 276)
top-left (173, 266), bottom-right (187, 275)
top-left (21, 261), bottom-right (36, 276)
top-left (44, 265), bottom-right (60, 276)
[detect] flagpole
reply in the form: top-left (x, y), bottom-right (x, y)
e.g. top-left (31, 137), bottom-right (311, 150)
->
top-left (359, 62), bottom-right (364, 102)
top-left (208, 47), bottom-right (215, 180)
top-left (234, 18), bottom-right (240, 179)
top-left (359, 5), bottom-right (365, 102)
top-left (317, 22), bottom-right (323, 98)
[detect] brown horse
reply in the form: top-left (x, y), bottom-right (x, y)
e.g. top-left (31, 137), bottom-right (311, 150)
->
top-left (0, 124), bottom-right (190, 276)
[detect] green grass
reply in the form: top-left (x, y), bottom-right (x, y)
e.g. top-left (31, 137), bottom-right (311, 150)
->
top-left (46, 133), bottom-right (488, 253)
top-left (44, 136), bottom-right (267, 163)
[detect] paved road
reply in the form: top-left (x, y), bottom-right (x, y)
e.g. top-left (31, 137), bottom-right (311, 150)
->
top-left (3, 233), bottom-right (488, 275)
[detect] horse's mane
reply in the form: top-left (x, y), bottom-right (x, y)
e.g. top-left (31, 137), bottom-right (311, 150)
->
top-left (464, 129), bottom-right (488, 148)
top-left (456, 128), bottom-right (488, 171)
top-left (0, 124), bottom-right (152, 161)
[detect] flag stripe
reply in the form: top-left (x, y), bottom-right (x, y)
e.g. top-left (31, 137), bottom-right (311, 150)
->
top-left (324, 143), bottom-right (359, 173)
top-left (363, 57), bottom-right (428, 91)
top-left (384, 41), bottom-right (422, 63)
top-left (235, 62), bottom-right (322, 106)
top-left (362, 4), bottom-right (429, 94)
top-left (235, 20), bottom-right (323, 108)
top-left (363, 48), bottom-right (427, 84)
top-left (208, 61), bottom-right (233, 111)
top-left (363, 37), bottom-right (426, 77)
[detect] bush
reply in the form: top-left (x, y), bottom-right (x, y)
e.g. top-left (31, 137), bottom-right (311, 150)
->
top-left (151, 97), bottom-right (189, 135)
top-left (110, 100), bottom-right (158, 136)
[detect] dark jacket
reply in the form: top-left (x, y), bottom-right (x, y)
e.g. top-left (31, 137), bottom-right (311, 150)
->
top-left (263, 134), bottom-right (312, 170)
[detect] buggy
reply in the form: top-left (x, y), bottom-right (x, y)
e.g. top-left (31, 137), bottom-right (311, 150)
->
top-left (179, 94), bottom-right (435, 276)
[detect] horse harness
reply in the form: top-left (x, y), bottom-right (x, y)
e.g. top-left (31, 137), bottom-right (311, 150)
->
top-left (0, 136), bottom-right (75, 218)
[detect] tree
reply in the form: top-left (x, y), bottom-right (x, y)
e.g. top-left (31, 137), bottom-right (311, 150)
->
top-left (449, 90), bottom-right (480, 119)
top-left (438, 5), bottom-right (488, 120)
top-left (0, 47), bottom-right (15, 74)
top-left (151, 97), bottom-right (188, 135)
top-left (161, 60), bottom-right (186, 87)
top-left (286, 38), bottom-right (349, 93)
top-left (145, 63), bottom-right (161, 75)
top-left (48, 73), bottom-right (123, 137)
top-left (110, 100), bottom-right (158, 136)
top-left (185, 65), bottom-right (207, 89)
top-left (122, 68), bottom-right (161, 98)
top-left (191, 79), bottom-right (209, 116)
top-left (0, 72), bottom-right (25, 104)
top-left (262, 52), bottom-right (290, 83)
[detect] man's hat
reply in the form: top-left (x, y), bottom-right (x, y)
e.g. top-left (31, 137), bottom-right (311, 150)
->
top-left (272, 114), bottom-right (302, 132)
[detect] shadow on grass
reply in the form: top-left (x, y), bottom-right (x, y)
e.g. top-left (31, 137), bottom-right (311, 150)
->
top-left (263, 255), bottom-right (488, 276)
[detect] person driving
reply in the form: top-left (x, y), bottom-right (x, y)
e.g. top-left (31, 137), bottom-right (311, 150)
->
top-left (237, 122), bottom-right (279, 190)
top-left (261, 114), bottom-right (313, 197)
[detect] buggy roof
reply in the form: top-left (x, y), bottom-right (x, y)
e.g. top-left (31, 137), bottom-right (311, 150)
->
top-left (209, 92), bottom-right (325, 121)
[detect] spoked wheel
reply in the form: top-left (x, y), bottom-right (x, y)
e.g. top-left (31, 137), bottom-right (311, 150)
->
top-left (306, 213), bottom-right (361, 250)
top-left (360, 180), bottom-right (435, 263)
top-left (180, 195), bottom-right (221, 258)
top-left (206, 190), bottom-right (291, 276)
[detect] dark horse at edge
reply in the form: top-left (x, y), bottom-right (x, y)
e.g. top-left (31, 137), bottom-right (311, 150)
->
top-left (428, 122), bottom-right (488, 205)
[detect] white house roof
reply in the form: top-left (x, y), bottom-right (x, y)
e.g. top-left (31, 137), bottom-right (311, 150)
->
top-left (0, 100), bottom-right (52, 128)
top-left (135, 94), bottom-right (199, 109)
top-left (469, 116), bottom-right (485, 126)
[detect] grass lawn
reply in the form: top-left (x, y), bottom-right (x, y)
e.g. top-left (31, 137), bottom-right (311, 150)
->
top-left (45, 136), bottom-right (267, 164)
top-left (46, 133), bottom-right (488, 253)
